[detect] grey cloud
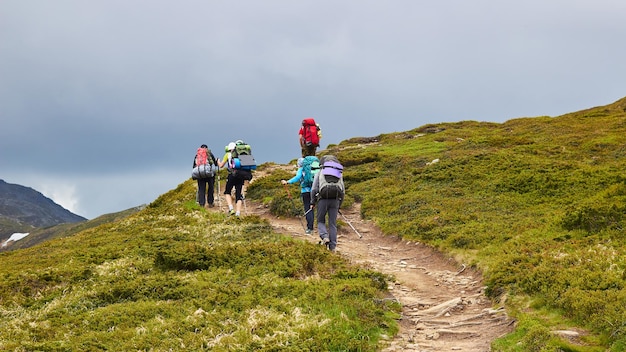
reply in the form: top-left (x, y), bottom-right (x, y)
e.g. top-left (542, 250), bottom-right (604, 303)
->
top-left (2, 0), bottom-right (626, 218)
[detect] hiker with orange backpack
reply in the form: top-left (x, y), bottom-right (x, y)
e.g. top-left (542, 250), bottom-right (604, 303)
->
top-left (192, 144), bottom-right (218, 208)
top-left (299, 118), bottom-right (322, 157)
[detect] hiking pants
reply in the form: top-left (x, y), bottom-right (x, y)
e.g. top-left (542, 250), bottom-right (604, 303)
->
top-left (301, 192), bottom-right (314, 231)
top-left (197, 177), bottom-right (215, 206)
top-left (225, 174), bottom-right (244, 201)
top-left (316, 198), bottom-right (340, 250)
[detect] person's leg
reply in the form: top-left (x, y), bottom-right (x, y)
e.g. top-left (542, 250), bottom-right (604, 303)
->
top-left (197, 179), bottom-right (207, 206)
top-left (234, 179), bottom-right (244, 216)
top-left (224, 175), bottom-right (235, 213)
top-left (327, 199), bottom-right (340, 251)
top-left (207, 177), bottom-right (215, 206)
top-left (316, 199), bottom-right (329, 244)
top-left (302, 192), bottom-right (313, 233)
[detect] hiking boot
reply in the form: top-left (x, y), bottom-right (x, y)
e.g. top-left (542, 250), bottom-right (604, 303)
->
top-left (305, 229), bottom-right (312, 235)
top-left (208, 203), bottom-right (214, 208)
top-left (229, 209), bottom-right (235, 216)
top-left (322, 237), bottom-right (330, 249)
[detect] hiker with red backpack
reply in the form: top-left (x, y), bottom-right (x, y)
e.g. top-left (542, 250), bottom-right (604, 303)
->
top-left (310, 155), bottom-right (344, 252)
top-left (299, 118), bottom-right (322, 157)
top-left (281, 155), bottom-right (320, 235)
top-left (192, 144), bottom-right (218, 208)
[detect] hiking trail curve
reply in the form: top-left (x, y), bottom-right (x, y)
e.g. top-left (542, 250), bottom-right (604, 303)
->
top-left (213, 167), bottom-right (515, 351)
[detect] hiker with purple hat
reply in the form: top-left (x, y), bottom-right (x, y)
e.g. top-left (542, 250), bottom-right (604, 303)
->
top-left (310, 155), bottom-right (345, 252)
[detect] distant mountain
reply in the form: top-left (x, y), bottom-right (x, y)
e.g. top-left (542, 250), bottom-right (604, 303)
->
top-left (0, 179), bottom-right (87, 240)
top-left (1, 205), bottom-right (143, 252)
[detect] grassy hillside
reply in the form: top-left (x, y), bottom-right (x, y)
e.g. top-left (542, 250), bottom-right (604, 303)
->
top-left (0, 180), bottom-right (398, 351)
top-left (0, 206), bottom-right (144, 252)
top-left (0, 216), bottom-right (34, 241)
top-left (3, 97), bottom-right (626, 351)
top-left (247, 97), bottom-right (626, 351)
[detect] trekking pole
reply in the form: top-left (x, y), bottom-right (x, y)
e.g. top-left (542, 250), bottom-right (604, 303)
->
top-left (217, 168), bottom-right (221, 209)
top-left (283, 183), bottom-right (306, 231)
top-left (338, 211), bottom-right (362, 238)
top-left (243, 181), bottom-right (248, 215)
top-left (303, 207), bottom-right (315, 233)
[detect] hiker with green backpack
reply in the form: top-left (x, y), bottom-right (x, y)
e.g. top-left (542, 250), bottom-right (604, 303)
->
top-left (281, 155), bottom-right (320, 235)
top-left (217, 140), bottom-right (256, 217)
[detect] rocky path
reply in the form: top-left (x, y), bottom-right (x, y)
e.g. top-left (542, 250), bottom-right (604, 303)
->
top-left (211, 163), bottom-right (514, 351)
top-left (240, 198), bottom-right (515, 351)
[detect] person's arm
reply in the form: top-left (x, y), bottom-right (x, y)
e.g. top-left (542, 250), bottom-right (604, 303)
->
top-left (298, 127), bottom-right (305, 147)
top-left (217, 153), bottom-right (228, 168)
top-left (281, 167), bottom-right (303, 185)
top-left (338, 178), bottom-right (345, 208)
top-left (310, 172), bottom-right (320, 207)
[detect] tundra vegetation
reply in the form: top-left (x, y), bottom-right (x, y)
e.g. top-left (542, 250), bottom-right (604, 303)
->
top-left (0, 181), bottom-right (399, 351)
top-left (249, 97), bottom-right (626, 351)
top-left (2, 97), bottom-right (626, 351)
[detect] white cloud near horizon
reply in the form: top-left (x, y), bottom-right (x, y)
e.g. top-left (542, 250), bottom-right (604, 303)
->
top-left (3, 169), bottom-right (188, 219)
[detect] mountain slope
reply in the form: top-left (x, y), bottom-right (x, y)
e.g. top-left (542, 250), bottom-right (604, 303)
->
top-left (245, 96), bottom-right (626, 350)
top-left (2, 97), bottom-right (626, 350)
top-left (0, 179), bottom-right (86, 239)
top-left (0, 180), bottom-right (397, 351)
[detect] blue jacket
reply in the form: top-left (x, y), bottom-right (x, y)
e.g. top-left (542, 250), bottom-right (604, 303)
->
top-left (286, 167), bottom-right (311, 194)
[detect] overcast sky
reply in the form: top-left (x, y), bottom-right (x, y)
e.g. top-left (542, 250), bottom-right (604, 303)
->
top-left (1, 1), bottom-right (625, 219)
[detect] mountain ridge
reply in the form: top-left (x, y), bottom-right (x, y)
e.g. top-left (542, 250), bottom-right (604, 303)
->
top-left (0, 179), bottom-right (87, 240)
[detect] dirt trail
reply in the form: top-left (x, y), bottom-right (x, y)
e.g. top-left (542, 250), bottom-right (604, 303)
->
top-left (213, 169), bottom-right (515, 351)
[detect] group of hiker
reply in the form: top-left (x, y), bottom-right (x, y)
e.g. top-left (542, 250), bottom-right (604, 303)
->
top-left (192, 140), bottom-right (255, 217)
top-left (281, 118), bottom-right (345, 252)
top-left (191, 117), bottom-right (345, 252)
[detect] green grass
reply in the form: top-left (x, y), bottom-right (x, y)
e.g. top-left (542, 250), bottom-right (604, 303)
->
top-left (0, 180), bottom-right (399, 351)
top-left (4, 97), bottom-right (626, 350)
top-left (245, 97), bottom-right (626, 350)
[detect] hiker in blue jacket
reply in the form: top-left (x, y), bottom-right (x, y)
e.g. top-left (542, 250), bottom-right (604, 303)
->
top-left (281, 157), bottom-right (314, 234)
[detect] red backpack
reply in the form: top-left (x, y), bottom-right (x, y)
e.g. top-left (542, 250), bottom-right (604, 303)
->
top-left (195, 147), bottom-right (209, 165)
top-left (301, 118), bottom-right (320, 147)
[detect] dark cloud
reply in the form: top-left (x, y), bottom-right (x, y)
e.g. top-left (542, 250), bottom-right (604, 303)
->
top-left (2, 0), bottom-right (625, 218)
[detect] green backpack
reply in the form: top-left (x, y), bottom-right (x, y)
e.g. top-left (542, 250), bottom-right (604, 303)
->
top-left (301, 155), bottom-right (320, 188)
top-left (232, 140), bottom-right (252, 157)
top-left (231, 140), bottom-right (256, 171)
